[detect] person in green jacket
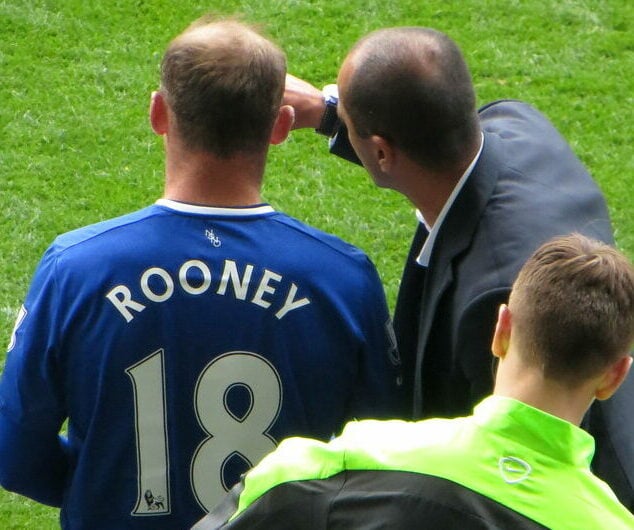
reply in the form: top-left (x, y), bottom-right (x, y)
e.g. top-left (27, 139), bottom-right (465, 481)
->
top-left (193, 232), bottom-right (634, 530)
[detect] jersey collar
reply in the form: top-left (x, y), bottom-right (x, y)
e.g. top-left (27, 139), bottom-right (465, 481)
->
top-left (155, 198), bottom-right (275, 217)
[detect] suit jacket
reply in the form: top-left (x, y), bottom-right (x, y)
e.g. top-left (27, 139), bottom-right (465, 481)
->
top-left (330, 99), bottom-right (633, 509)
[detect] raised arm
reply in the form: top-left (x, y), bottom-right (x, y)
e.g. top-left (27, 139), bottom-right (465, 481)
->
top-left (283, 74), bottom-right (326, 130)
top-left (284, 74), bottom-right (362, 165)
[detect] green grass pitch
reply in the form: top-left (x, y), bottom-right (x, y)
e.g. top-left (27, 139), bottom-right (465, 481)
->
top-left (0, 0), bottom-right (632, 526)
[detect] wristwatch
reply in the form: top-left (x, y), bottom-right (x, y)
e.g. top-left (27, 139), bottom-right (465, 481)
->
top-left (315, 84), bottom-right (340, 137)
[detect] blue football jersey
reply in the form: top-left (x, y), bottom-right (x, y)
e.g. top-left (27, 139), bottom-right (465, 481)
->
top-left (0, 200), bottom-right (402, 529)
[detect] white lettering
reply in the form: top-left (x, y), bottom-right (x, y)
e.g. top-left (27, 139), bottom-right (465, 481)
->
top-left (106, 285), bottom-right (147, 323)
top-left (179, 260), bottom-right (212, 295)
top-left (141, 267), bottom-right (174, 302)
top-left (217, 260), bottom-right (253, 300)
top-left (106, 258), bottom-right (312, 323)
top-left (251, 270), bottom-right (282, 309)
top-left (275, 283), bottom-right (311, 319)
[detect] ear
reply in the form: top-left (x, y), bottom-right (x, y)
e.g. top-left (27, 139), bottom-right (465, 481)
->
top-left (595, 355), bottom-right (632, 400)
top-left (370, 135), bottom-right (396, 174)
top-left (150, 91), bottom-right (169, 136)
top-left (491, 304), bottom-right (512, 359)
top-left (269, 105), bottom-right (295, 145)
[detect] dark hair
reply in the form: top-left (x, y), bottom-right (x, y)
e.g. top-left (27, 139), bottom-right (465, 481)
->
top-left (160, 17), bottom-right (286, 158)
top-left (510, 233), bottom-right (634, 385)
top-left (341, 27), bottom-right (479, 172)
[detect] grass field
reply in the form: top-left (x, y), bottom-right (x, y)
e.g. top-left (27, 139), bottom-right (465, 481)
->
top-left (1, 0), bottom-right (632, 527)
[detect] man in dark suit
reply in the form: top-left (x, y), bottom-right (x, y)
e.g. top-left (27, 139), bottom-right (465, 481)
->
top-left (283, 26), bottom-right (633, 508)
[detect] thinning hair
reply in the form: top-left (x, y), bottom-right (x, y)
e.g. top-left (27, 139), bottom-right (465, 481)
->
top-left (160, 16), bottom-right (286, 158)
top-left (509, 233), bottom-right (634, 385)
top-left (340, 27), bottom-right (480, 172)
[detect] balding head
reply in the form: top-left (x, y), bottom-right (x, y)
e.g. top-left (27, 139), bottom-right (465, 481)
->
top-left (160, 16), bottom-right (286, 157)
top-left (338, 27), bottom-right (479, 173)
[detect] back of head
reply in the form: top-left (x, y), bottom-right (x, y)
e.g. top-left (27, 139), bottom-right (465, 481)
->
top-left (340, 27), bottom-right (479, 172)
top-left (160, 16), bottom-right (286, 158)
top-left (509, 233), bottom-right (634, 386)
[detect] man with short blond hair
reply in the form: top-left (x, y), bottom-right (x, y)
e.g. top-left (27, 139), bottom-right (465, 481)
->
top-left (0, 17), bottom-right (401, 529)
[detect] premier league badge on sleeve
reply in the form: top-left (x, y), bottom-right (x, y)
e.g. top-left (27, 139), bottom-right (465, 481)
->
top-left (7, 305), bottom-right (27, 352)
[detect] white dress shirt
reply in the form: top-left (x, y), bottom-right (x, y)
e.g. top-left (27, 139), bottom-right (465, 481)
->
top-left (416, 133), bottom-right (485, 267)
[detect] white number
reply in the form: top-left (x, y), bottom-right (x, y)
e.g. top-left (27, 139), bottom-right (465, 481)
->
top-left (191, 352), bottom-right (282, 510)
top-left (126, 350), bottom-right (170, 515)
top-left (127, 350), bottom-right (282, 516)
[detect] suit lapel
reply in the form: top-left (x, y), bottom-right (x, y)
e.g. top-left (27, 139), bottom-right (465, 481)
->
top-left (412, 132), bottom-right (502, 417)
top-left (394, 223), bottom-right (429, 410)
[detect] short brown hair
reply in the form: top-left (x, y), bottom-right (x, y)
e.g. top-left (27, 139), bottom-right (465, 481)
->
top-left (160, 16), bottom-right (286, 157)
top-left (340, 27), bottom-right (480, 172)
top-left (509, 233), bottom-right (634, 385)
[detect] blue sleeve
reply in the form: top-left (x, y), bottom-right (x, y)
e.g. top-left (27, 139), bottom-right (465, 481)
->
top-left (346, 259), bottom-right (405, 421)
top-left (0, 247), bottom-right (70, 506)
top-left (328, 124), bottom-right (363, 166)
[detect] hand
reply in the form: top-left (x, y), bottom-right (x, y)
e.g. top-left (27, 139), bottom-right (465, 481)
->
top-left (283, 74), bottom-right (327, 130)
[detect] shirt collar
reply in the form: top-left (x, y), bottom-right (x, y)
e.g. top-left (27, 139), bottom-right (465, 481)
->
top-left (155, 198), bottom-right (275, 217)
top-left (474, 395), bottom-right (595, 469)
top-left (416, 132), bottom-right (484, 267)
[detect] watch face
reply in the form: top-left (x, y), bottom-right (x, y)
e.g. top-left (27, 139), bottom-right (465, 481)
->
top-left (322, 83), bottom-right (339, 103)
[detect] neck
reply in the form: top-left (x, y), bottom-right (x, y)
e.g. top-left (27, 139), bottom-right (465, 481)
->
top-left (405, 134), bottom-right (482, 227)
top-left (493, 351), bottom-right (593, 426)
top-left (406, 170), bottom-right (459, 227)
top-left (163, 142), bottom-right (266, 207)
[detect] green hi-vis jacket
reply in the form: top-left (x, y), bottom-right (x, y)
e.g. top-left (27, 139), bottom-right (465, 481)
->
top-left (194, 396), bottom-right (634, 529)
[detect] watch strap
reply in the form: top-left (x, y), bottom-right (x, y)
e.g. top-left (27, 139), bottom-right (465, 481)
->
top-left (315, 85), bottom-right (340, 137)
